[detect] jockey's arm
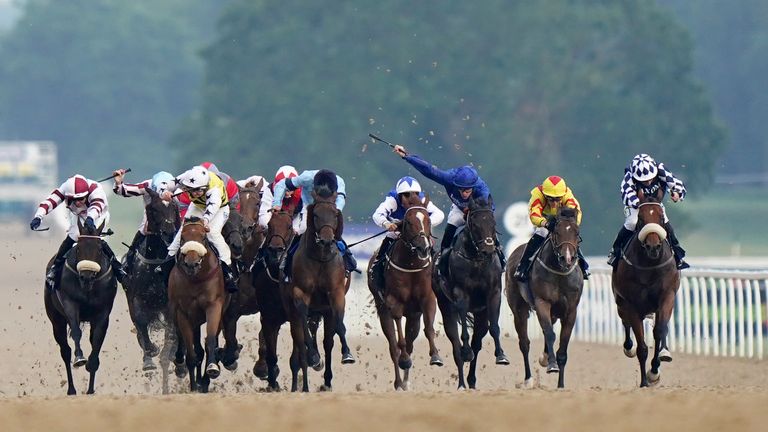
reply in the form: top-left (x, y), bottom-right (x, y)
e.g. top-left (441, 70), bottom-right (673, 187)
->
top-left (528, 188), bottom-right (547, 227)
top-left (86, 183), bottom-right (107, 221)
top-left (427, 201), bottom-right (445, 226)
top-left (620, 170), bottom-right (639, 208)
top-left (658, 163), bottom-right (686, 201)
top-left (203, 188), bottom-right (223, 226)
top-left (372, 196), bottom-right (397, 228)
top-left (114, 179), bottom-right (151, 197)
top-left (34, 183), bottom-right (67, 219)
top-left (258, 186), bottom-right (274, 228)
top-left (335, 175), bottom-right (346, 211)
top-left (564, 193), bottom-right (582, 225)
top-left (403, 154), bottom-right (453, 186)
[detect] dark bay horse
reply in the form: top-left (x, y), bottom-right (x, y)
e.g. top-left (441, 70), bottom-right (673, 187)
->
top-left (434, 197), bottom-right (509, 390)
top-left (283, 194), bottom-right (354, 392)
top-left (168, 217), bottom-right (227, 393)
top-left (221, 183), bottom-right (269, 372)
top-left (506, 207), bottom-right (584, 388)
top-left (44, 220), bottom-right (118, 395)
top-left (612, 195), bottom-right (680, 387)
top-left (253, 207), bottom-right (296, 390)
top-left (367, 194), bottom-right (443, 390)
top-left (123, 188), bottom-right (180, 372)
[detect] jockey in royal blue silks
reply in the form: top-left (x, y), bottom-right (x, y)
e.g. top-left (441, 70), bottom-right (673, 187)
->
top-left (392, 144), bottom-right (506, 276)
top-left (272, 168), bottom-right (358, 279)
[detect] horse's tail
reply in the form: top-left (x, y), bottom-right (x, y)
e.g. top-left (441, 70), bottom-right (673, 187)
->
top-left (455, 311), bottom-right (476, 329)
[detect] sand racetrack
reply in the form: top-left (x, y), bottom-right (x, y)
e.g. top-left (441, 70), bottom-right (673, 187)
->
top-left (1, 226), bottom-right (766, 431)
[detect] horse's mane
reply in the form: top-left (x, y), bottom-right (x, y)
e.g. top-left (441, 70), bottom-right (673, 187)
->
top-left (472, 196), bottom-right (492, 208)
top-left (403, 193), bottom-right (424, 208)
top-left (642, 195), bottom-right (660, 203)
top-left (186, 216), bottom-right (203, 224)
top-left (314, 184), bottom-right (335, 199)
top-left (559, 208), bottom-right (577, 219)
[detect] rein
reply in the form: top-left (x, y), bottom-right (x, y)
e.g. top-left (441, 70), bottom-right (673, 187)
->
top-left (385, 206), bottom-right (432, 272)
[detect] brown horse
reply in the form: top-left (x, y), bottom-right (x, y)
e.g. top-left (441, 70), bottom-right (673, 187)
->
top-left (506, 207), bottom-right (584, 388)
top-left (367, 193), bottom-right (443, 390)
top-left (283, 194), bottom-right (354, 392)
top-left (221, 183), bottom-right (268, 372)
top-left (253, 207), bottom-right (296, 390)
top-left (612, 195), bottom-right (679, 387)
top-left (168, 217), bottom-right (227, 393)
top-left (44, 220), bottom-right (118, 395)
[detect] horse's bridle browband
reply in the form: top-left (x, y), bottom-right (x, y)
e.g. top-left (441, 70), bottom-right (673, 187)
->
top-left (459, 207), bottom-right (496, 260)
top-left (386, 206), bottom-right (432, 272)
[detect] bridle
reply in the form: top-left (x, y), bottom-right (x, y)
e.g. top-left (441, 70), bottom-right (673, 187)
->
top-left (310, 201), bottom-right (338, 245)
top-left (386, 206), bottom-right (432, 272)
top-left (463, 207), bottom-right (496, 256)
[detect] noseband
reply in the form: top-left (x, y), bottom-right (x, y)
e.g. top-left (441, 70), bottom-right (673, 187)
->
top-left (465, 207), bottom-right (496, 255)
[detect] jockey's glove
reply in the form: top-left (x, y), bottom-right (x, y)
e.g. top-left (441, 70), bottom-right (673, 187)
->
top-left (30, 217), bottom-right (42, 231)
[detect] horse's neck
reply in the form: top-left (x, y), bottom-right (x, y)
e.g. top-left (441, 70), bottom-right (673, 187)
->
top-left (456, 229), bottom-right (476, 257)
top-left (242, 233), bottom-right (262, 265)
top-left (538, 237), bottom-right (558, 266)
top-left (391, 236), bottom-right (422, 265)
top-left (144, 235), bottom-right (168, 259)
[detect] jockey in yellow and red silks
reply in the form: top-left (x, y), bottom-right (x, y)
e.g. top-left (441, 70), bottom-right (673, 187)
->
top-left (512, 176), bottom-right (590, 282)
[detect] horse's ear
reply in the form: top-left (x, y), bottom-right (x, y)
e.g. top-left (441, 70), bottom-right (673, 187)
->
top-left (423, 193), bottom-right (430, 207)
top-left (97, 219), bottom-right (106, 235)
top-left (255, 178), bottom-right (264, 191)
top-left (487, 195), bottom-right (494, 208)
top-left (468, 196), bottom-right (476, 209)
top-left (637, 188), bottom-right (646, 202)
top-left (146, 187), bottom-right (158, 199)
top-left (77, 218), bottom-right (84, 233)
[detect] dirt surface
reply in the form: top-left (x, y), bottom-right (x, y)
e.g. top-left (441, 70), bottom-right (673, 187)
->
top-left (1, 226), bottom-right (766, 431)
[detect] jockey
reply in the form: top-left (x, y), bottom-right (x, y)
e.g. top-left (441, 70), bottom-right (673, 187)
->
top-left (30, 174), bottom-right (126, 288)
top-left (177, 162), bottom-right (240, 218)
top-left (392, 144), bottom-right (506, 275)
top-left (256, 165), bottom-right (303, 232)
top-left (161, 166), bottom-right (238, 292)
top-left (272, 168), bottom-right (357, 277)
top-left (112, 168), bottom-right (178, 274)
top-left (512, 176), bottom-right (590, 282)
top-left (369, 176), bottom-right (445, 289)
top-left (607, 153), bottom-right (689, 269)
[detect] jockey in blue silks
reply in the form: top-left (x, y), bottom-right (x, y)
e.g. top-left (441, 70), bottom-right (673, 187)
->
top-left (392, 144), bottom-right (506, 276)
top-left (272, 169), bottom-right (357, 278)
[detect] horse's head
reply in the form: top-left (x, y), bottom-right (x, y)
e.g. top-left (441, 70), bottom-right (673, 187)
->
top-left (551, 207), bottom-right (580, 268)
top-left (400, 193), bottom-right (432, 260)
top-left (465, 196), bottom-right (497, 256)
top-left (238, 183), bottom-right (263, 241)
top-left (636, 196), bottom-right (667, 260)
top-left (75, 218), bottom-right (107, 288)
top-left (307, 195), bottom-right (340, 252)
top-left (145, 188), bottom-right (180, 240)
top-left (178, 217), bottom-right (210, 276)
top-left (263, 208), bottom-right (295, 271)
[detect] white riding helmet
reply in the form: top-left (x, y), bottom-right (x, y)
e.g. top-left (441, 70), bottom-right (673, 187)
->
top-left (178, 166), bottom-right (210, 190)
top-left (274, 165), bottom-right (299, 184)
top-left (64, 174), bottom-right (91, 199)
top-left (631, 154), bottom-right (658, 182)
top-left (396, 176), bottom-right (422, 194)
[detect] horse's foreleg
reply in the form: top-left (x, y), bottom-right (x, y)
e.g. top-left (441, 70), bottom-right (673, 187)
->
top-left (467, 312), bottom-right (489, 390)
top-left (128, 297), bottom-right (157, 363)
top-left (85, 312), bottom-right (111, 395)
top-left (204, 302), bottom-right (224, 379)
top-left (556, 307), bottom-right (578, 389)
top-left (441, 304), bottom-right (466, 390)
top-left (253, 328), bottom-right (268, 379)
top-left (650, 294), bottom-right (675, 384)
top-left (49, 309), bottom-right (76, 395)
top-left (220, 303), bottom-right (240, 370)
top-left (330, 289), bottom-right (354, 364)
top-left (394, 316), bottom-right (409, 370)
top-left (487, 288), bottom-right (509, 364)
top-left (321, 311), bottom-right (335, 390)
top-left (628, 312), bottom-right (649, 387)
top-left (459, 310), bottom-right (473, 363)
top-left (60, 300), bottom-right (86, 367)
top-left (421, 294), bottom-right (442, 366)
top-left (263, 320), bottom-right (281, 391)
top-left (175, 315), bottom-right (197, 392)
top-left (378, 307), bottom-right (403, 390)
top-left (533, 299), bottom-right (558, 373)
top-left (307, 313), bottom-right (322, 370)
top-left (292, 298), bottom-right (310, 392)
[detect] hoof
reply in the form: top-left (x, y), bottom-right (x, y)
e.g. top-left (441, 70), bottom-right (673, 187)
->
top-left (495, 354), bottom-right (510, 365)
top-left (402, 380), bottom-right (410, 391)
top-left (461, 349), bottom-right (474, 363)
top-left (318, 384), bottom-right (333, 392)
top-left (309, 352), bottom-right (322, 369)
top-left (341, 353), bottom-right (356, 365)
top-left (73, 356), bottom-right (87, 368)
top-left (515, 378), bottom-right (534, 389)
top-left (253, 363), bottom-right (269, 380)
top-left (398, 357), bottom-right (412, 370)
top-left (429, 354), bottom-right (444, 367)
top-left (648, 370), bottom-right (661, 385)
top-left (538, 353), bottom-right (548, 367)
top-left (546, 364), bottom-right (559, 374)
top-left (312, 359), bottom-right (325, 372)
top-left (659, 348), bottom-right (672, 362)
top-left (142, 359), bottom-right (157, 372)
top-left (174, 364), bottom-right (187, 379)
top-left (206, 363), bottom-right (221, 379)
top-left (623, 346), bottom-right (637, 358)
top-left (146, 343), bottom-right (160, 358)
top-left (223, 360), bottom-right (238, 371)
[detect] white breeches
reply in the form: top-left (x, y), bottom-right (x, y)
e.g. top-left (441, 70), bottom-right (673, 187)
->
top-left (533, 226), bottom-right (550, 237)
top-left (623, 205), bottom-right (668, 230)
top-left (447, 204), bottom-right (466, 227)
top-left (68, 211), bottom-right (110, 241)
top-left (168, 205), bottom-right (231, 265)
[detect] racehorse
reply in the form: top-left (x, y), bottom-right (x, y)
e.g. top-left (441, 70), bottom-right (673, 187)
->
top-left (44, 220), bottom-right (118, 395)
top-left (506, 207), bottom-right (584, 388)
top-left (284, 193), bottom-right (354, 392)
top-left (220, 183), bottom-right (269, 372)
top-left (123, 188), bottom-right (180, 372)
top-left (168, 217), bottom-right (227, 393)
top-left (612, 194), bottom-right (680, 387)
top-left (434, 196), bottom-right (509, 390)
top-left (367, 193), bottom-right (443, 390)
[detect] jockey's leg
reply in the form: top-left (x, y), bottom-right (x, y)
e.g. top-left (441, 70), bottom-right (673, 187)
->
top-left (495, 236), bottom-right (507, 270)
top-left (207, 206), bottom-right (238, 293)
top-left (513, 231), bottom-right (547, 282)
top-left (46, 236), bottom-right (76, 288)
top-left (101, 240), bottom-right (127, 283)
top-left (334, 211), bottom-right (358, 273)
top-left (281, 234), bottom-right (302, 281)
top-left (371, 236), bottom-right (396, 289)
top-left (438, 222), bottom-right (459, 277)
top-left (577, 248), bottom-right (590, 280)
top-left (607, 227), bottom-right (634, 267)
top-left (124, 231), bottom-right (145, 274)
top-left (664, 222), bottom-right (689, 270)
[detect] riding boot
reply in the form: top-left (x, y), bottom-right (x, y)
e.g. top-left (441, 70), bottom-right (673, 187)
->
top-left (607, 227), bottom-right (634, 268)
top-left (437, 224), bottom-right (458, 278)
top-left (664, 222), bottom-right (690, 270)
top-left (337, 239), bottom-right (359, 274)
top-left (577, 248), bottom-right (590, 280)
top-left (281, 235), bottom-right (301, 282)
top-left (124, 231), bottom-right (145, 275)
top-left (46, 237), bottom-right (76, 288)
top-left (495, 237), bottom-right (507, 270)
top-left (513, 233), bottom-right (546, 282)
top-left (158, 256), bottom-right (176, 286)
top-left (101, 241), bottom-right (128, 283)
top-left (221, 261), bottom-right (239, 293)
top-left (371, 236), bottom-right (395, 290)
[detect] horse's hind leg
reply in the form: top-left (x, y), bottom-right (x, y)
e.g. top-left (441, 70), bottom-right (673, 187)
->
top-left (533, 299), bottom-right (558, 373)
top-left (85, 312), bottom-right (111, 394)
top-left (49, 309), bottom-right (76, 395)
top-left (487, 288), bottom-right (509, 365)
top-left (467, 311), bottom-right (489, 390)
top-left (556, 308), bottom-right (578, 389)
top-left (288, 298), bottom-right (310, 392)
